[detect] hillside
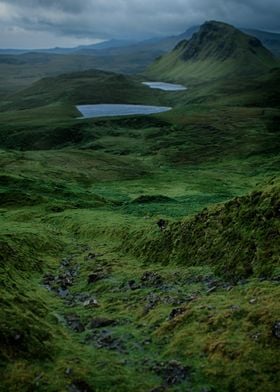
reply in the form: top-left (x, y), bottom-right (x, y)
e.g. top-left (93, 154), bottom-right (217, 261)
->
top-left (0, 16), bottom-right (280, 392)
top-left (0, 69), bottom-right (162, 112)
top-left (147, 21), bottom-right (277, 82)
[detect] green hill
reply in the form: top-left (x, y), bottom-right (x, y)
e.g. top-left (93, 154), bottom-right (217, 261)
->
top-left (0, 18), bottom-right (280, 392)
top-left (0, 69), bottom-right (162, 112)
top-left (147, 21), bottom-right (277, 83)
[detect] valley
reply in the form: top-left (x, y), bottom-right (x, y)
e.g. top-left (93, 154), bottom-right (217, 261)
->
top-left (0, 21), bottom-right (280, 392)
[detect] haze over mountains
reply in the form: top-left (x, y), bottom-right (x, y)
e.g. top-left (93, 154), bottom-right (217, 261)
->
top-left (0, 23), bottom-right (279, 58)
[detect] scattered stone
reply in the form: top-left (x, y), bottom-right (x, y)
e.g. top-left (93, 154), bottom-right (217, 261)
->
top-left (141, 271), bottom-right (163, 287)
top-left (58, 288), bottom-right (70, 298)
top-left (249, 298), bottom-right (257, 305)
top-left (128, 279), bottom-right (140, 290)
top-left (230, 305), bottom-right (241, 312)
top-left (69, 380), bottom-right (93, 392)
top-left (43, 273), bottom-right (55, 286)
top-left (156, 219), bottom-right (167, 231)
top-left (143, 293), bottom-right (161, 314)
top-left (65, 314), bottom-right (85, 333)
top-left (152, 360), bottom-right (190, 385)
top-left (88, 273), bottom-right (104, 284)
top-left (83, 298), bottom-right (99, 308)
top-left (86, 330), bottom-right (125, 352)
top-left (168, 307), bottom-right (185, 320)
top-left (65, 368), bottom-right (73, 376)
top-left (272, 321), bottom-right (280, 339)
top-left (251, 332), bottom-right (261, 341)
top-left (88, 317), bottom-right (115, 329)
top-left (207, 286), bottom-right (217, 294)
top-left (85, 253), bottom-right (97, 260)
top-left (61, 258), bottom-right (71, 267)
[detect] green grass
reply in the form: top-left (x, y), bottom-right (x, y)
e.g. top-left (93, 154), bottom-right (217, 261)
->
top-left (0, 48), bottom-right (280, 391)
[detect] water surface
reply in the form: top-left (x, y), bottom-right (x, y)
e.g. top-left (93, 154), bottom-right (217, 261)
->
top-left (143, 81), bottom-right (187, 91)
top-left (77, 104), bottom-right (171, 119)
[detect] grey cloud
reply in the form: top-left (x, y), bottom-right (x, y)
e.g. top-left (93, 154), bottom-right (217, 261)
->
top-left (0, 0), bottom-right (279, 48)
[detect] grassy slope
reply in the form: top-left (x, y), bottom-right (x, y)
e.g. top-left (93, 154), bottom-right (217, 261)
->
top-left (0, 45), bottom-right (280, 391)
top-left (147, 21), bottom-right (277, 84)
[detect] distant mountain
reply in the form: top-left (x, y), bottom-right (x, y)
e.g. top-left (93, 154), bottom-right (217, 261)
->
top-left (242, 29), bottom-right (280, 57)
top-left (0, 25), bottom-right (279, 58)
top-left (147, 21), bottom-right (277, 83)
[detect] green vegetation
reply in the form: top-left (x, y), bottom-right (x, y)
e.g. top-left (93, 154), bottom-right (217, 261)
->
top-left (0, 21), bottom-right (280, 392)
top-left (147, 21), bottom-right (277, 83)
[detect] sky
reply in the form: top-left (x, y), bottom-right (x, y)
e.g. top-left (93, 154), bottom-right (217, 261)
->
top-left (0, 0), bottom-right (279, 49)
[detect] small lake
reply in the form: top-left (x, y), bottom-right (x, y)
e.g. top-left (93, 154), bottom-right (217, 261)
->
top-left (142, 82), bottom-right (187, 91)
top-left (77, 104), bottom-right (172, 119)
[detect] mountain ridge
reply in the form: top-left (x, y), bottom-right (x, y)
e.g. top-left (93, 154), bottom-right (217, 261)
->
top-left (147, 21), bottom-right (278, 82)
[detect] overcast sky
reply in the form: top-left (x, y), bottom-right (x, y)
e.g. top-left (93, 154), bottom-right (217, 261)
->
top-left (0, 0), bottom-right (279, 49)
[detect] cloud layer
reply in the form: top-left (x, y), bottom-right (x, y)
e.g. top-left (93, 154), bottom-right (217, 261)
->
top-left (0, 0), bottom-right (279, 48)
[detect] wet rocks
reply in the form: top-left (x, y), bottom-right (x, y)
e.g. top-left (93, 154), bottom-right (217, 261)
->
top-left (272, 321), bottom-right (280, 339)
top-left (42, 257), bottom-right (79, 297)
top-left (152, 360), bottom-right (190, 386)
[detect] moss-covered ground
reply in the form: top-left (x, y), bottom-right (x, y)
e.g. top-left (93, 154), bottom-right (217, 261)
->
top-left (0, 64), bottom-right (280, 391)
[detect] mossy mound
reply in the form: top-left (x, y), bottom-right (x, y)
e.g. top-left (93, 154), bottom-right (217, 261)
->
top-left (121, 179), bottom-right (280, 281)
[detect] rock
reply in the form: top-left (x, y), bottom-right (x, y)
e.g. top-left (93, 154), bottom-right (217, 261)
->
top-left (273, 321), bottom-right (280, 339)
top-left (86, 330), bottom-right (125, 352)
top-left (168, 307), bottom-right (185, 320)
top-left (83, 298), bottom-right (99, 308)
top-left (156, 219), bottom-right (167, 231)
top-left (152, 360), bottom-right (189, 385)
top-left (128, 279), bottom-right (140, 290)
top-left (43, 273), bottom-right (54, 281)
top-left (207, 286), bottom-right (217, 294)
top-left (65, 314), bottom-right (85, 333)
top-left (230, 305), bottom-right (241, 312)
top-left (89, 317), bottom-right (115, 329)
top-left (58, 288), bottom-right (70, 298)
top-left (249, 298), bottom-right (257, 305)
top-left (69, 380), bottom-right (93, 392)
top-left (143, 293), bottom-right (161, 314)
top-left (65, 368), bottom-right (73, 376)
top-left (88, 273), bottom-right (104, 284)
top-left (85, 253), bottom-right (97, 261)
top-left (141, 271), bottom-right (163, 287)
top-left (61, 258), bottom-right (71, 267)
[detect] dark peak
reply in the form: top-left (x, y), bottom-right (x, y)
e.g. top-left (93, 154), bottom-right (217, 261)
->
top-left (174, 20), bottom-right (274, 62)
top-left (201, 20), bottom-right (236, 32)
